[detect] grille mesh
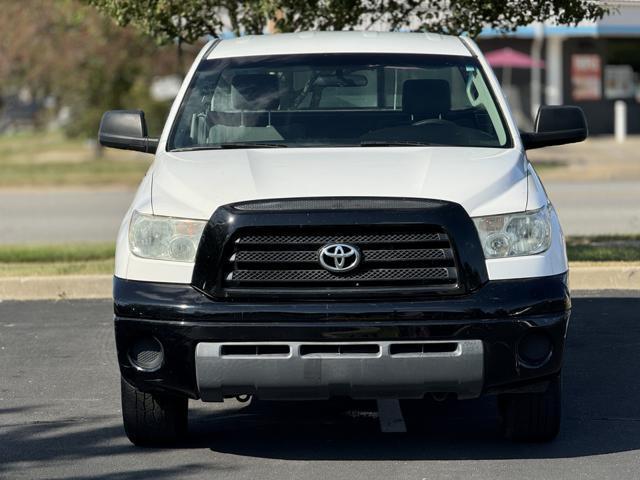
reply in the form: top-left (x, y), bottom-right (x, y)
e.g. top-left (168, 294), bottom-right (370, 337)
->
top-left (136, 349), bottom-right (161, 365)
top-left (237, 232), bottom-right (444, 245)
top-left (128, 337), bottom-right (163, 370)
top-left (235, 250), bottom-right (317, 263)
top-left (229, 267), bottom-right (452, 283)
top-left (222, 226), bottom-right (459, 294)
top-left (234, 248), bottom-right (448, 264)
top-left (363, 248), bottom-right (447, 261)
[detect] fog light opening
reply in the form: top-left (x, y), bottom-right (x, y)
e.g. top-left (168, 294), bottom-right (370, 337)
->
top-left (517, 331), bottom-right (553, 368)
top-left (128, 336), bottom-right (164, 372)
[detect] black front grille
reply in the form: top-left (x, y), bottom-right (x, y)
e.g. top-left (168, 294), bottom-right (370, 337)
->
top-left (236, 231), bottom-right (443, 245)
top-left (222, 226), bottom-right (459, 294)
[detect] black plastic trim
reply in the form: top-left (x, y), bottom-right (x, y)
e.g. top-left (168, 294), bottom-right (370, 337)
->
top-left (115, 272), bottom-right (569, 322)
top-left (114, 310), bottom-right (569, 399)
top-left (232, 197), bottom-right (447, 211)
top-left (113, 273), bottom-right (569, 399)
top-left (190, 197), bottom-right (488, 300)
top-left (98, 110), bottom-right (158, 154)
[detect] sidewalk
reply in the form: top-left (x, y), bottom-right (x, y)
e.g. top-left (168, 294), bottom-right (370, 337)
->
top-left (528, 135), bottom-right (640, 182)
top-left (1, 263), bottom-right (638, 300)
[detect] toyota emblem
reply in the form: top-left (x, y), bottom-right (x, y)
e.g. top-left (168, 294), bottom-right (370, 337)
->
top-left (318, 243), bottom-right (361, 273)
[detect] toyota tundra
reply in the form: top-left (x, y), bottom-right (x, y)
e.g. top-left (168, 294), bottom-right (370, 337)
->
top-left (99, 31), bottom-right (587, 446)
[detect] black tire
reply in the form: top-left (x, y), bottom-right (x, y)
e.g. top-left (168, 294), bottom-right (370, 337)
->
top-left (499, 375), bottom-right (561, 442)
top-left (121, 376), bottom-right (188, 447)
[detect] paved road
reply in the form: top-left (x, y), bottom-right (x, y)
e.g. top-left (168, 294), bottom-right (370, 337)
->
top-left (545, 181), bottom-right (640, 236)
top-left (1, 290), bottom-right (640, 479)
top-left (0, 180), bottom-right (638, 244)
top-left (0, 189), bottom-right (133, 244)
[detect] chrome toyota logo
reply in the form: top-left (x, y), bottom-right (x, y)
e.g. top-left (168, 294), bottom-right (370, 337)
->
top-left (318, 243), bottom-right (361, 273)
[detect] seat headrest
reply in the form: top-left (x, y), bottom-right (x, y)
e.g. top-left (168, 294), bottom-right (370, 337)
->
top-left (231, 74), bottom-right (280, 111)
top-left (402, 79), bottom-right (451, 117)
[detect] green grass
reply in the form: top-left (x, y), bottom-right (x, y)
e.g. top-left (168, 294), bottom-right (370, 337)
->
top-left (0, 243), bottom-right (115, 263)
top-left (0, 131), bottom-right (151, 187)
top-left (0, 160), bottom-right (151, 187)
top-left (0, 260), bottom-right (113, 277)
top-left (529, 160), bottom-right (567, 172)
top-left (566, 236), bottom-right (640, 262)
top-left (0, 243), bottom-right (114, 277)
top-left (0, 237), bottom-right (638, 278)
top-left (0, 130), bottom-right (82, 155)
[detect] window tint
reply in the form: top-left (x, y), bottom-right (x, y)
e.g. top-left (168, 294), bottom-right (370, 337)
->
top-left (169, 53), bottom-right (510, 150)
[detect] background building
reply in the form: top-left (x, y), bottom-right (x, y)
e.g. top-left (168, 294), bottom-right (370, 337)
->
top-left (478, 0), bottom-right (640, 134)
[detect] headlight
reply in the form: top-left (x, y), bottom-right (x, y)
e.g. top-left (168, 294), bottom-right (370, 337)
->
top-left (472, 206), bottom-right (552, 259)
top-left (129, 211), bottom-right (206, 262)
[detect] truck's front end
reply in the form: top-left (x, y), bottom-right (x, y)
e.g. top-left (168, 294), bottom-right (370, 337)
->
top-left (102, 32), bottom-right (586, 446)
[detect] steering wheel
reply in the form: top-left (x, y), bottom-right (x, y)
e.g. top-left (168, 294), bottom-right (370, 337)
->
top-left (411, 118), bottom-right (458, 128)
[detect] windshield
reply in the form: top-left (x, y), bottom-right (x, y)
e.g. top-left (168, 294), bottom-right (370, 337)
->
top-left (168, 53), bottom-right (511, 150)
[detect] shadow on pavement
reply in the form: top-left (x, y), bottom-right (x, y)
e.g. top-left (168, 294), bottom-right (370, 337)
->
top-left (186, 294), bottom-right (640, 460)
top-left (1, 294), bottom-right (639, 474)
top-left (0, 412), bottom-right (209, 479)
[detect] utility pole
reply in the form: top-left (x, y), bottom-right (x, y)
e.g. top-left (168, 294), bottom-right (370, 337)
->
top-left (531, 23), bottom-right (544, 119)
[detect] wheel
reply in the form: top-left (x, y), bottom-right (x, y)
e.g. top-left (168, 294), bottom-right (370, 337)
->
top-left (498, 375), bottom-right (561, 442)
top-left (121, 376), bottom-right (188, 446)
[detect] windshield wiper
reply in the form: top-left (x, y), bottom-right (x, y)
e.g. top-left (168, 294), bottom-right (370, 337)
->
top-left (172, 142), bottom-right (287, 152)
top-left (360, 140), bottom-right (438, 147)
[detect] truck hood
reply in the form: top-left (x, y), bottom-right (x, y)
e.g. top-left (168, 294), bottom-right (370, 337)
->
top-left (151, 146), bottom-right (527, 219)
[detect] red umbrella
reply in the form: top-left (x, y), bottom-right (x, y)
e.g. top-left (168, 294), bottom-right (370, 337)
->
top-left (484, 47), bottom-right (545, 69)
top-left (484, 47), bottom-right (545, 93)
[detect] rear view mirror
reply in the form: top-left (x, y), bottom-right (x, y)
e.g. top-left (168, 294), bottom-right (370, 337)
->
top-left (313, 74), bottom-right (368, 87)
top-left (98, 110), bottom-right (159, 154)
top-left (521, 106), bottom-right (588, 150)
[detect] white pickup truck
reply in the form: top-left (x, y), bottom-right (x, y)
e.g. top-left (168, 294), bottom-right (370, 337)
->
top-left (99, 31), bottom-right (586, 446)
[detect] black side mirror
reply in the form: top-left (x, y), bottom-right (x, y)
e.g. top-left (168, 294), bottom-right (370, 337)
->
top-left (521, 105), bottom-right (588, 150)
top-left (98, 110), bottom-right (159, 154)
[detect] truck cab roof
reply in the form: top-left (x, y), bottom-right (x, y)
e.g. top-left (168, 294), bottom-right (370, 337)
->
top-left (207, 31), bottom-right (472, 59)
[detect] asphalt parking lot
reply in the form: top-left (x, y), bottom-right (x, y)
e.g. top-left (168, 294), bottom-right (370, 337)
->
top-left (1, 290), bottom-right (640, 479)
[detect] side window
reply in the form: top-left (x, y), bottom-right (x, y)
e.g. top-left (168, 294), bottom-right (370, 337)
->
top-left (450, 69), bottom-right (471, 110)
top-left (383, 66), bottom-right (470, 111)
top-left (384, 67), bottom-right (446, 110)
top-left (290, 69), bottom-right (313, 109)
top-left (211, 74), bottom-right (232, 111)
top-left (467, 69), bottom-right (508, 145)
top-left (174, 71), bottom-right (220, 146)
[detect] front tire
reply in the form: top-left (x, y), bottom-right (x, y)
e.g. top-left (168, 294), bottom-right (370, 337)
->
top-left (499, 375), bottom-right (561, 442)
top-left (121, 376), bottom-right (188, 446)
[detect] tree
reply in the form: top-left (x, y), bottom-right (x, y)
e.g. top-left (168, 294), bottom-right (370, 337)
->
top-left (0, 0), bottom-right (188, 137)
top-left (85, 0), bottom-right (610, 43)
top-left (85, 1), bottom-right (258, 42)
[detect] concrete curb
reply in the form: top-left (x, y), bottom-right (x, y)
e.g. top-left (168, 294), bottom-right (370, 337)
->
top-left (569, 263), bottom-right (640, 291)
top-left (0, 264), bottom-right (638, 301)
top-left (0, 275), bottom-right (112, 301)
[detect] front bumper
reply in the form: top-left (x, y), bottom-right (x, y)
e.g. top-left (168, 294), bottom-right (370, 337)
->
top-left (195, 339), bottom-right (485, 401)
top-left (114, 273), bottom-right (570, 400)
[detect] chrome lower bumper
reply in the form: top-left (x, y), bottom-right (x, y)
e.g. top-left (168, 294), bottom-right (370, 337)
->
top-left (195, 340), bottom-right (484, 401)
